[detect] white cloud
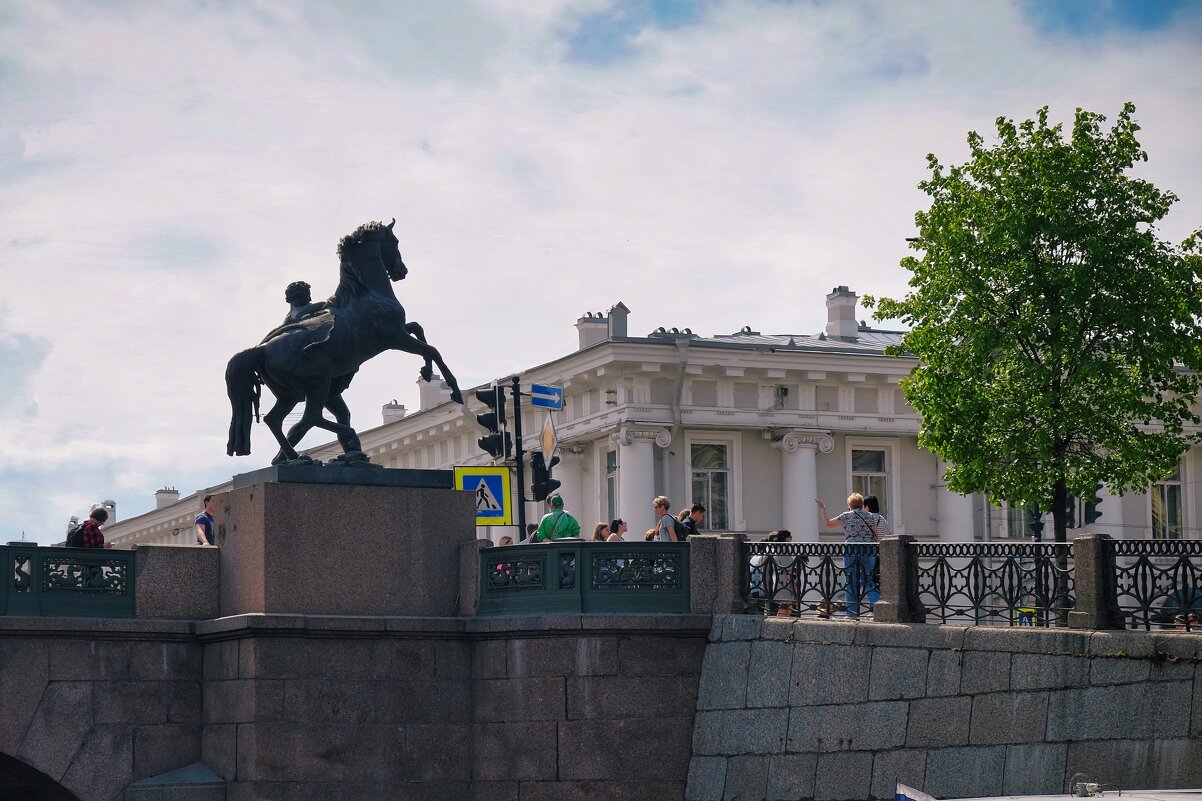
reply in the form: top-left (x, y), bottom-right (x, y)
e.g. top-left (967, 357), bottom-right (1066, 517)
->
top-left (1, 0), bottom-right (1200, 540)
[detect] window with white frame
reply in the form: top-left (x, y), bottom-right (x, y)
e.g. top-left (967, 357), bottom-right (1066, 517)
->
top-left (1152, 463), bottom-right (1183, 540)
top-left (689, 442), bottom-right (730, 530)
top-left (850, 448), bottom-right (889, 519)
top-left (605, 450), bottom-right (617, 523)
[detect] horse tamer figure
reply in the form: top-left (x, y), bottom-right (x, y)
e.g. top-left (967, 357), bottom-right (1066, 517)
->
top-left (225, 219), bottom-right (464, 465)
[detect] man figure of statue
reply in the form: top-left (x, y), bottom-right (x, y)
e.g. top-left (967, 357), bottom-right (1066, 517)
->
top-left (282, 281), bottom-right (328, 324)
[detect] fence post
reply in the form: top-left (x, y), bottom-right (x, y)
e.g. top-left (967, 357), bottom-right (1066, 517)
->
top-left (710, 534), bottom-right (746, 614)
top-left (458, 538), bottom-right (492, 617)
top-left (873, 535), bottom-right (926, 624)
top-left (1068, 532), bottom-right (1124, 630)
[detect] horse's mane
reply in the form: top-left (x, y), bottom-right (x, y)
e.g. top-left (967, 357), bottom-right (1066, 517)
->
top-left (332, 221), bottom-right (391, 307)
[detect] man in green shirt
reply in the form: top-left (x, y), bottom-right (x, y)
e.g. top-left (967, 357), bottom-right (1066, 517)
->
top-left (532, 494), bottom-right (581, 541)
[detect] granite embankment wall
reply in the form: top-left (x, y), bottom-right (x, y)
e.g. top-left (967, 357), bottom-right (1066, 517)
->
top-left (686, 615), bottom-right (1202, 801)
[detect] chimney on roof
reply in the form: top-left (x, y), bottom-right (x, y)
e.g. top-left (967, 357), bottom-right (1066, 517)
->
top-left (382, 399), bottom-right (407, 424)
top-left (608, 302), bottom-right (629, 339)
top-left (576, 310), bottom-right (609, 350)
top-left (154, 487), bottom-right (180, 509)
top-left (825, 285), bottom-right (859, 341)
top-left (418, 375), bottom-right (453, 410)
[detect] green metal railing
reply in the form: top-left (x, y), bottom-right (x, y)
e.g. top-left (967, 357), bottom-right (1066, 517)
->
top-left (1, 543), bottom-right (136, 618)
top-left (478, 541), bottom-right (690, 615)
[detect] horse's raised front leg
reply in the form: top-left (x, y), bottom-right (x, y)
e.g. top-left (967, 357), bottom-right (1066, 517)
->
top-left (405, 321), bottom-right (435, 383)
top-left (390, 329), bottom-right (464, 405)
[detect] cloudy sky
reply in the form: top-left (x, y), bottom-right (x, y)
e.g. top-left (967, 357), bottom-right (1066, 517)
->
top-left (2, 0), bottom-right (1201, 542)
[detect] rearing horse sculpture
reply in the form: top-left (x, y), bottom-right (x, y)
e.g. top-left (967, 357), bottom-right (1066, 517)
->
top-left (226, 219), bottom-right (464, 465)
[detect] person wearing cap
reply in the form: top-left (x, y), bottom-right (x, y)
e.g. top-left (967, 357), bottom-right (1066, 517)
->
top-left (531, 494), bottom-right (581, 542)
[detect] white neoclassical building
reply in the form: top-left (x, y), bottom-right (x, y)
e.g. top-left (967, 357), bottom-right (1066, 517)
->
top-left (105, 287), bottom-right (1199, 547)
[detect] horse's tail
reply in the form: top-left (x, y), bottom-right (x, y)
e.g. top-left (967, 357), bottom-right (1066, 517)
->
top-left (226, 346), bottom-right (264, 456)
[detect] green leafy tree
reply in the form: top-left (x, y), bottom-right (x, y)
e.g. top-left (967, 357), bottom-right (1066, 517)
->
top-left (866, 103), bottom-right (1202, 545)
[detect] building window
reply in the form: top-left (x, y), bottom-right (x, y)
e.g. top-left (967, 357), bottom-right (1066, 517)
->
top-left (690, 443), bottom-right (729, 530)
top-left (1152, 464), bottom-right (1183, 540)
top-left (605, 450), bottom-right (617, 523)
top-left (851, 448), bottom-right (888, 519)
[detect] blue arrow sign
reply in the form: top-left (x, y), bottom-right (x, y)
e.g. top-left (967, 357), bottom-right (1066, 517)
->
top-left (530, 383), bottom-right (564, 410)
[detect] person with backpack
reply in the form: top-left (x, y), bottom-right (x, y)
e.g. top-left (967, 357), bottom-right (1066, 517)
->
top-left (652, 496), bottom-right (686, 542)
top-left (531, 494), bottom-right (581, 542)
top-left (815, 493), bottom-right (877, 618)
top-left (67, 507), bottom-right (111, 549)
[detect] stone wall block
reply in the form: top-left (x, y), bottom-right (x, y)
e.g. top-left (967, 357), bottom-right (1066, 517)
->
top-left (404, 723), bottom-right (472, 782)
top-left (746, 640), bottom-right (794, 707)
top-left (202, 722), bottom-right (237, 780)
top-left (722, 754), bottom-right (767, 801)
top-left (925, 649), bottom-right (962, 697)
top-left (49, 639), bottom-right (130, 681)
top-left (790, 620), bottom-right (858, 646)
top-left (129, 641), bottom-right (202, 681)
top-left (0, 639), bottom-right (50, 755)
top-left (964, 626), bottom-right (1090, 655)
top-left (237, 722), bottom-right (407, 783)
top-left (1066, 739), bottom-right (1202, 790)
top-left (907, 696), bottom-right (972, 748)
top-left (1003, 743), bottom-right (1068, 796)
top-left (203, 640), bottom-right (240, 681)
top-left (813, 751), bottom-right (873, 801)
top-left (435, 639), bottom-right (473, 682)
top-left (617, 633), bottom-right (706, 676)
top-left (133, 723), bottom-right (202, 780)
top-left (692, 708), bottom-right (788, 756)
top-left (248, 637), bottom-right (436, 681)
top-left (766, 752), bottom-right (818, 801)
top-left (723, 614), bottom-right (763, 642)
top-left (94, 680), bottom-right (170, 725)
top-left (787, 700), bottom-right (907, 753)
top-left (870, 749), bottom-right (926, 801)
top-left (18, 680), bottom-right (93, 780)
top-left (471, 781), bottom-right (519, 801)
top-left (566, 674), bottom-right (697, 720)
top-left (960, 650), bottom-right (1010, 694)
top-left (868, 647), bottom-right (929, 700)
top-left (61, 724), bottom-right (134, 801)
top-left (1010, 653), bottom-right (1090, 691)
top-left (506, 636), bottom-right (618, 677)
top-left (1046, 682), bottom-right (1192, 741)
top-left (518, 780), bottom-right (685, 801)
top-left (689, 534), bottom-right (719, 615)
top-left (923, 746), bottom-right (1006, 799)
top-left (559, 717), bottom-right (693, 780)
top-left (472, 638), bottom-right (507, 679)
top-left (686, 755), bottom-right (728, 801)
top-left (857, 622), bottom-right (967, 651)
top-left (1089, 653), bottom-right (1151, 684)
top-left (458, 538), bottom-right (489, 617)
top-left (472, 721), bottom-right (558, 781)
top-left (969, 691), bottom-right (1049, 745)
top-left (790, 644), bottom-right (872, 706)
top-left (135, 543), bottom-right (220, 620)
top-left (166, 680), bottom-right (202, 724)
top-left (474, 677), bottom-right (565, 722)
top-left (697, 641), bottom-right (750, 710)
top-left (1193, 665), bottom-right (1202, 736)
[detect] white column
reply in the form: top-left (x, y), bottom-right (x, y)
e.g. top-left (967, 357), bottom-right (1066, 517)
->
top-left (612, 426), bottom-right (671, 533)
top-left (775, 431), bottom-right (834, 542)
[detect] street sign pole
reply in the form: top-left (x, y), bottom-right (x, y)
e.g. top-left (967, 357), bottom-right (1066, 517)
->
top-left (510, 376), bottom-right (527, 536)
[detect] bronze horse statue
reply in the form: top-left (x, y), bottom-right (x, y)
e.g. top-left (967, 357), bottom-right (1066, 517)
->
top-left (226, 219), bottom-right (464, 465)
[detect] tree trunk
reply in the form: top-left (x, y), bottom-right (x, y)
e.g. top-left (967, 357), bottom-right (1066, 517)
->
top-left (1051, 476), bottom-right (1070, 625)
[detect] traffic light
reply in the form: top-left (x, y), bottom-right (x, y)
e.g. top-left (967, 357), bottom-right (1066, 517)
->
top-left (1064, 494), bottom-right (1077, 529)
top-left (1084, 483), bottom-right (1104, 525)
top-left (529, 452), bottom-right (561, 502)
top-left (475, 385), bottom-right (511, 459)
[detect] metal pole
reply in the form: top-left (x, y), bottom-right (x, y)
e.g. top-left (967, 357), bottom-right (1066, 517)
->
top-left (511, 376), bottom-right (527, 536)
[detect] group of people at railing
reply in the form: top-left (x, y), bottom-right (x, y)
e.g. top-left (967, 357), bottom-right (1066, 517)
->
top-left (490, 494), bottom-right (706, 547)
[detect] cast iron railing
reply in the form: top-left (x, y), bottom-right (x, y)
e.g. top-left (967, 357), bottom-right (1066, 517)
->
top-left (913, 542), bottom-right (1074, 627)
top-left (1, 543), bottom-right (136, 618)
top-left (477, 541), bottom-right (690, 615)
top-left (1109, 539), bottom-right (1202, 630)
top-left (744, 543), bottom-right (879, 619)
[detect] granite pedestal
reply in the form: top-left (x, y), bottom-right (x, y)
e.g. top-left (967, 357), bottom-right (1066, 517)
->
top-left (219, 466), bottom-right (474, 617)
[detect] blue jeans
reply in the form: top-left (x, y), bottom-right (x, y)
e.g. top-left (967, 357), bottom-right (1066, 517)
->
top-left (844, 546), bottom-right (877, 616)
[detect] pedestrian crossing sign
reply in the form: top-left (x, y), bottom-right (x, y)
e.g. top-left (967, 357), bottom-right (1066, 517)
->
top-left (454, 466), bottom-right (512, 526)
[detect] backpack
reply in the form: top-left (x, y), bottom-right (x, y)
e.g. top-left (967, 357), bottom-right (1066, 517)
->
top-left (662, 515), bottom-right (689, 541)
top-left (66, 522), bottom-right (86, 548)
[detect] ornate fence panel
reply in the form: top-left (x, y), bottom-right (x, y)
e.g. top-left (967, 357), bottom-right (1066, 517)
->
top-left (1109, 539), bottom-right (1202, 630)
top-left (1, 543), bottom-right (136, 618)
top-left (744, 542), bottom-right (879, 619)
top-left (913, 542), bottom-right (1074, 627)
top-left (477, 541), bottom-right (690, 616)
